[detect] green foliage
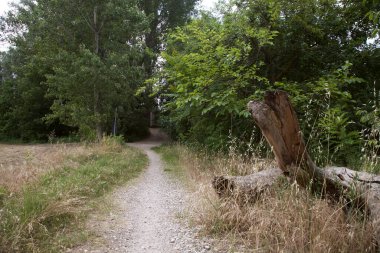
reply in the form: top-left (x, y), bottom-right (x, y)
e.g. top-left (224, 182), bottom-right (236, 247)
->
top-left (156, 0), bottom-right (379, 169)
top-left (0, 0), bottom-right (165, 140)
top-left (275, 62), bottom-right (364, 166)
top-left (35, 0), bottom-right (148, 140)
top-left (358, 88), bottom-right (380, 172)
top-left (0, 0), bottom-right (379, 169)
top-left (0, 0), bottom-right (199, 141)
top-left (156, 11), bottom-right (274, 149)
top-left (0, 145), bottom-right (147, 252)
top-left (140, 0), bottom-right (200, 74)
top-left (364, 0), bottom-right (380, 36)
top-left (44, 42), bottom-right (147, 140)
top-left (0, 49), bottom-right (67, 141)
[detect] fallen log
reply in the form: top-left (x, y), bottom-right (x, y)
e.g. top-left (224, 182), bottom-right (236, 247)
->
top-left (212, 90), bottom-right (380, 244)
top-left (212, 168), bottom-right (284, 202)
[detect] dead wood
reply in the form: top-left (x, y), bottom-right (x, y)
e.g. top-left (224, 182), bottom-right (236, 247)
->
top-left (212, 90), bottom-right (380, 244)
top-left (212, 168), bottom-right (284, 202)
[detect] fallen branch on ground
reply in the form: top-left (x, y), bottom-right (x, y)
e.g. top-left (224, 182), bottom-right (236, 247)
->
top-left (212, 90), bottom-right (380, 245)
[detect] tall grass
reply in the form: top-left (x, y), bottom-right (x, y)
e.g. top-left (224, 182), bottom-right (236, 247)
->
top-left (0, 137), bottom-right (147, 252)
top-left (0, 143), bottom-right (94, 192)
top-left (156, 144), bottom-right (376, 252)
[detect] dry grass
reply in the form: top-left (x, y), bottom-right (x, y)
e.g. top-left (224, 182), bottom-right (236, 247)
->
top-left (0, 143), bottom-right (94, 192)
top-left (157, 144), bottom-right (376, 252)
top-left (0, 137), bottom-right (148, 252)
top-left (0, 136), bottom-right (127, 192)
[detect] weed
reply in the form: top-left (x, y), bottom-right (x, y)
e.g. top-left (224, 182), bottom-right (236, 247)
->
top-left (358, 86), bottom-right (380, 173)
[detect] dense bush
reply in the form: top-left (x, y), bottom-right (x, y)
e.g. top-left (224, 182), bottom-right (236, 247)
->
top-left (155, 0), bottom-right (380, 168)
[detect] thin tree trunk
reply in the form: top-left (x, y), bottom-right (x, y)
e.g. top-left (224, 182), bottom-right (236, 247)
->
top-left (93, 6), bottom-right (102, 141)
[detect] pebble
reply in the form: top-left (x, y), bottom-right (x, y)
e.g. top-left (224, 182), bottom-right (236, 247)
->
top-left (69, 142), bottom-right (215, 253)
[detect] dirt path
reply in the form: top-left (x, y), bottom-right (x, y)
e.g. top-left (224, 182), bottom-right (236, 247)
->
top-left (72, 134), bottom-right (211, 252)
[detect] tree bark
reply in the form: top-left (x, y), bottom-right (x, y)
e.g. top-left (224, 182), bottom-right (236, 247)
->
top-left (212, 168), bottom-right (284, 202)
top-left (93, 6), bottom-right (102, 141)
top-left (213, 90), bottom-right (380, 244)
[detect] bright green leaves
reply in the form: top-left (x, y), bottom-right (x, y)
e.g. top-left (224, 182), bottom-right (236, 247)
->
top-left (274, 62), bottom-right (364, 166)
top-left (158, 11), bottom-right (274, 148)
top-left (159, 0), bottom-right (372, 164)
top-left (45, 43), bottom-right (146, 140)
top-left (364, 0), bottom-right (380, 36)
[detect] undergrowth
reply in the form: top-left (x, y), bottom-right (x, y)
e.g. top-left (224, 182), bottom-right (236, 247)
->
top-left (156, 144), bottom-right (376, 252)
top-left (0, 136), bottom-right (147, 252)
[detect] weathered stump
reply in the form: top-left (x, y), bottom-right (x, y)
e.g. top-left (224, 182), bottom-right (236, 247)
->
top-left (212, 90), bottom-right (380, 244)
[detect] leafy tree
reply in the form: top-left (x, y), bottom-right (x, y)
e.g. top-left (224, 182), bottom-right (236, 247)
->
top-left (0, 45), bottom-right (63, 141)
top-left (0, 0), bottom-right (201, 141)
top-left (0, 0), bottom-right (149, 141)
top-left (157, 11), bottom-right (276, 148)
top-left (139, 0), bottom-right (200, 75)
top-left (158, 0), bottom-right (378, 168)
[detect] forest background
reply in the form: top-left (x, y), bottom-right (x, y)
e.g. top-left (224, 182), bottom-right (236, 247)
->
top-left (0, 0), bottom-right (379, 170)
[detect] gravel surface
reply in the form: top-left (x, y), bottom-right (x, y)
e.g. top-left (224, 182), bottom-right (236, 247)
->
top-left (71, 139), bottom-right (213, 253)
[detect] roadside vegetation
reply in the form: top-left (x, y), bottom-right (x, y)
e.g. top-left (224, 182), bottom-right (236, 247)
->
top-left (157, 144), bottom-right (376, 252)
top-left (154, 1), bottom-right (379, 248)
top-left (0, 0), bottom-right (379, 251)
top-left (153, 0), bottom-right (379, 171)
top-left (0, 137), bottom-right (147, 252)
top-left (0, 0), bottom-right (198, 142)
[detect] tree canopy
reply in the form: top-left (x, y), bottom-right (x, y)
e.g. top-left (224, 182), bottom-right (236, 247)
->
top-left (0, 0), bottom-right (379, 169)
top-left (156, 0), bottom-right (379, 168)
top-left (0, 0), bottom-right (198, 141)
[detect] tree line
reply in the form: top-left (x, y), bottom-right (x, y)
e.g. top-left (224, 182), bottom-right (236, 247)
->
top-left (154, 0), bottom-right (380, 169)
top-left (0, 0), bottom-right (379, 170)
top-left (0, 0), bottom-right (199, 141)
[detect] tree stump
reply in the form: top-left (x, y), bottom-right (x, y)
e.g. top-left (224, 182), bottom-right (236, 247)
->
top-left (212, 90), bottom-right (380, 245)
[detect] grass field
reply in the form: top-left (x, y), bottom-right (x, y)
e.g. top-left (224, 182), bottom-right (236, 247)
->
top-left (0, 143), bottom-right (95, 191)
top-left (0, 138), bottom-right (148, 252)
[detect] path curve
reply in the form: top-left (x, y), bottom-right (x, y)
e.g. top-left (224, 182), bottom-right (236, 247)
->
top-left (72, 130), bottom-right (210, 253)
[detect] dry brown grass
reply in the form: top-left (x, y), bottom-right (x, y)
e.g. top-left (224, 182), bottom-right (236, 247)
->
top-left (0, 137), bottom-right (147, 252)
top-left (0, 141), bottom-right (117, 192)
top-left (161, 144), bottom-right (376, 252)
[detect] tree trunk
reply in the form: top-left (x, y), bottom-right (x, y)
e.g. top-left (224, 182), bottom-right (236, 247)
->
top-left (213, 90), bottom-right (380, 244)
top-left (93, 6), bottom-right (102, 141)
top-left (212, 168), bottom-right (284, 202)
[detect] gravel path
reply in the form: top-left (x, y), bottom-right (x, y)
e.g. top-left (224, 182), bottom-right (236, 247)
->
top-left (72, 138), bottom-right (211, 253)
